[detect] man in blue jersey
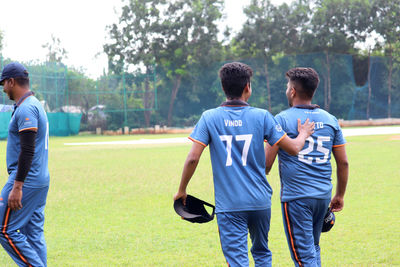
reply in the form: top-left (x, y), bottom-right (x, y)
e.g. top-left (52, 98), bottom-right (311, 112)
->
top-left (265, 67), bottom-right (349, 267)
top-left (174, 62), bottom-right (315, 267)
top-left (0, 62), bottom-right (50, 267)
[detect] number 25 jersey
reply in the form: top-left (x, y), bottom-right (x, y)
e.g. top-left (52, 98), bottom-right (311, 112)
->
top-left (275, 106), bottom-right (346, 202)
top-left (190, 103), bottom-right (286, 213)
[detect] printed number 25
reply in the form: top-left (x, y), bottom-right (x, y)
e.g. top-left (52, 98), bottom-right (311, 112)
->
top-left (220, 134), bottom-right (252, 166)
top-left (298, 136), bottom-right (330, 164)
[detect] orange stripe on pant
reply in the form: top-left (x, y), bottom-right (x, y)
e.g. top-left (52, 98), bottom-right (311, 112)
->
top-left (284, 203), bottom-right (303, 267)
top-left (2, 207), bottom-right (32, 267)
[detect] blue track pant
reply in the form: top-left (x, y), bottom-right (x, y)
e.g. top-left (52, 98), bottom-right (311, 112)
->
top-left (0, 182), bottom-right (49, 267)
top-left (217, 209), bottom-right (272, 267)
top-left (281, 198), bottom-right (330, 267)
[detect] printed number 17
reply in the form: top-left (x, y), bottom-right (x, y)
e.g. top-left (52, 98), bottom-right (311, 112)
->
top-left (220, 134), bottom-right (253, 166)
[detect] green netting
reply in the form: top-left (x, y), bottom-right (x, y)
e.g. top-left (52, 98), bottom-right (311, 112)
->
top-left (47, 113), bottom-right (82, 136)
top-left (168, 52), bottom-right (399, 124)
top-left (0, 56), bottom-right (157, 136)
top-left (0, 112), bottom-right (11, 139)
top-left (0, 112), bottom-right (81, 139)
top-left (170, 53), bottom-right (360, 122)
top-left (349, 56), bottom-right (400, 119)
top-left (1, 52), bottom-right (399, 135)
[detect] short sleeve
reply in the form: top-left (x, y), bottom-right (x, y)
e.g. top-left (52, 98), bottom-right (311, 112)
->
top-left (333, 125), bottom-right (346, 147)
top-left (189, 114), bottom-right (210, 147)
top-left (275, 113), bottom-right (286, 131)
top-left (264, 112), bottom-right (286, 146)
top-left (16, 105), bottom-right (38, 132)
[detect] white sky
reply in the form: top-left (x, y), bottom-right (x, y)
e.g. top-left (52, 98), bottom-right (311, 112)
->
top-left (0, 0), bottom-right (292, 78)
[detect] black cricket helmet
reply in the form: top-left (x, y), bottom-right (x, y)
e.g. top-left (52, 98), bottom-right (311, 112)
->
top-left (322, 208), bottom-right (335, 232)
top-left (174, 195), bottom-right (215, 223)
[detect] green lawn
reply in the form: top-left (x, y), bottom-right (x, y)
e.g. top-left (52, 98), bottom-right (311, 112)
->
top-left (0, 133), bottom-right (399, 266)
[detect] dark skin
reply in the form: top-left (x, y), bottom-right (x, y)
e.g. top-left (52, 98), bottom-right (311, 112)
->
top-left (2, 78), bottom-right (35, 210)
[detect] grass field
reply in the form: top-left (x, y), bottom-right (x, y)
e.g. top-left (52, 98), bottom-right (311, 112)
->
top-left (0, 133), bottom-right (399, 266)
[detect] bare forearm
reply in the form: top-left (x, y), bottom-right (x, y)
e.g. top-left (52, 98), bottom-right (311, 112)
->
top-left (335, 162), bottom-right (349, 197)
top-left (291, 132), bottom-right (308, 154)
top-left (178, 157), bottom-right (200, 192)
top-left (265, 143), bottom-right (278, 174)
top-left (174, 142), bottom-right (205, 202)
top-left (13, 181), bottom-right (24, 189)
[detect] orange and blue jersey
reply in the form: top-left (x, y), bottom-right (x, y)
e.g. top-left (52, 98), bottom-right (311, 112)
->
top-left (275, 105), bottom-right (346, 202)
top-left (189, 101), bottom-right (286, 213)
top-left (0, 92), bottom-right (50, 266)
top-left (6, 93), bottom-right (49, 188)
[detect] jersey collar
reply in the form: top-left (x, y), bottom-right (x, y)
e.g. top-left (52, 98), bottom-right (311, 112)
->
top-left (12, 91), bottom-right (34, 117)
top-left (220, 100), bottom-right (249, 107)
top-left (16, 91), bottom-right (34, 107)
top-left (293, 104), bottom-right (320, 109)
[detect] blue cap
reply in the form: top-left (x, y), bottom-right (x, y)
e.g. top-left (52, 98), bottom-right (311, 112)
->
top-left (0, 62), bottom-right (29, 85)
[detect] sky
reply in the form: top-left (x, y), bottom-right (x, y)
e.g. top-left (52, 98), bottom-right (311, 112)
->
top-left (0, 0), bottom-right (292, 78)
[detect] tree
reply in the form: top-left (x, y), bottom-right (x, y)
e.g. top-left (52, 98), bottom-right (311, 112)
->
top-left (104, 0), bottom-right (165, 127)
top-left (302, 0), bottom-right (371, 111)
top-left (160, 0), bottom-right (224, 126)
top-left (42, 34), bottom-right (68, 63)
top-left (105, 0), bottom-right (224, 126)
top-left (371, 0), bottom-right (400, 118)
top-left (236, 0), bottom-right (310, 111)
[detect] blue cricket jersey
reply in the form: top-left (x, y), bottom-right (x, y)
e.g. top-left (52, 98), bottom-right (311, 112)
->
top-left (6, 93), bottom-right (50, 188)
top-left (275, 105), bottom-right (346, 202)
top-left (190, 101), bottom-right (286, 213)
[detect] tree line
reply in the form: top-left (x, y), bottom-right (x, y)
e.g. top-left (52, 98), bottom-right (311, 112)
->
top-left (104, 0), bottom-right (400, 127)
top-left (1, 0), bottom-right (400, 130)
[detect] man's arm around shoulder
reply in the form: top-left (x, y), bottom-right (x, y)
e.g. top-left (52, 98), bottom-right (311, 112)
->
top-left (265, 119), bottom-right (314, 174)
top-left (277, 118), bottom-right (314, 156)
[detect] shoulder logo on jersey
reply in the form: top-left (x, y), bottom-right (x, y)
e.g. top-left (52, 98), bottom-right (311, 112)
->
top-left (22, 118), bottom-right (33, 127)
top-left (275, 124), bottom-right (283, 132)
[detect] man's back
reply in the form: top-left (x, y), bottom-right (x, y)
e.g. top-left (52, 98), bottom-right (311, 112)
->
top-left (190, 103), bottom-right (285, 212)
top-left (275, 106), bottom-right (346, 202)
top-left (6, 95), bottom-right (49, 188)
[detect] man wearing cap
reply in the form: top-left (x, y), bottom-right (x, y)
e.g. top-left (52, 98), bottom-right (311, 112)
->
top-left (265, 67), bottom-right (349, 267)
top-left (174, 62), bottom-right (315, 267)
top-left (0, 62), bottom-right (50, 267)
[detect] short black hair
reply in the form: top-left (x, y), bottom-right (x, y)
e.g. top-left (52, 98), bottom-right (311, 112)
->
top-left (14, 77), bottom-right (30, 87)
top-left (219, 62), bottom-right (253, 99)
top-left (286, 67), bottom-right (319, 99)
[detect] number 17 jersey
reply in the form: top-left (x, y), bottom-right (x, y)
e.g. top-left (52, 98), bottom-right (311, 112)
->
top-left (275, 106), bottom-right (346, 202)
top-left (189, 102), bottom-right (286, 213)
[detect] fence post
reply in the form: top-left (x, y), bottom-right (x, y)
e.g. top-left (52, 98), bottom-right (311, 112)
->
top-left (1, 54), bottom-right (4, 104)
top-left (96, 80), bottom-right (99, 106)
top-left (153, 63), bottom-right (157, 110)
top-left (55, 62), bottom-right (59, 110)
top-left (123, 72), bottom-right (128, 127)
top-left (65, 65), bottom-right (69, 106)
